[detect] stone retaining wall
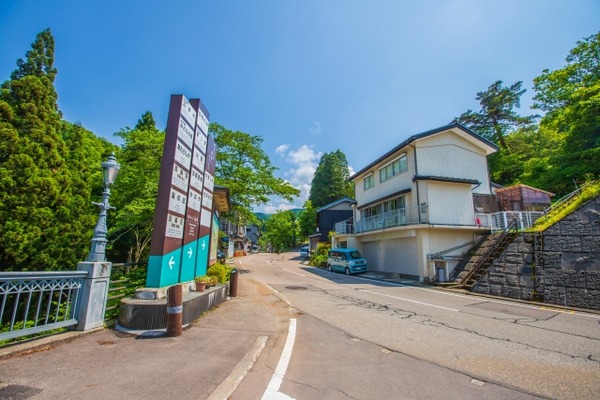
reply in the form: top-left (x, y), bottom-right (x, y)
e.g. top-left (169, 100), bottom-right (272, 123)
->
top-left (472, 196), bottom-right (600, 310)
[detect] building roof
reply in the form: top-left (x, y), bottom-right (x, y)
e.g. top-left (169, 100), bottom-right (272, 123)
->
top-left (349, 123), bottom-right (499, 181)
top-left (316, 196), bottom-right (355, 213)
top-left (413, 175), bottom-right (481, 185)
top-left (213, 185), bottom-right (231, 213)
top-left (495, 183), bottom-right (555, 197)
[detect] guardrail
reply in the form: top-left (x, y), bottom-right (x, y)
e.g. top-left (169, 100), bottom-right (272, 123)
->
top-left (0, 271), bottom-right (87, 342)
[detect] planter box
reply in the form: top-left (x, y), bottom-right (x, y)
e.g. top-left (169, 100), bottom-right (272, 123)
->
top-left (118, 284), bottom-right (228, 331)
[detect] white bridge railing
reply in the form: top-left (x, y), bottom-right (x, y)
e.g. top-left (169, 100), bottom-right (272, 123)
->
top-left (0, 271), bottom-right (87, 341)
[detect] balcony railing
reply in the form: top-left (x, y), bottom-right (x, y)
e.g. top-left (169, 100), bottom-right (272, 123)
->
top-left (335, 209), bottom-right (543, 235)
top-left (335, 206), bottom-right (424, 234)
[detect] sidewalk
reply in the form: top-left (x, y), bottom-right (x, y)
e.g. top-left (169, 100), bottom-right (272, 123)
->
top-left (0, 274), bottom-right (291, 400)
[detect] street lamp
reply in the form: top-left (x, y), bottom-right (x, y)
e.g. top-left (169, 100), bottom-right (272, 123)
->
top-left (87, 153), bottom-right (120, 262)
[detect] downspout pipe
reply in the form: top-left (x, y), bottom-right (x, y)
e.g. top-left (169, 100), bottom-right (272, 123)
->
top-left (409, 144), bottom-right (421, 222)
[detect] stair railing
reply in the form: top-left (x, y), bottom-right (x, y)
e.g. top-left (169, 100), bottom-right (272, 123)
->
top-left (455, 219), bottom-right (519, 288)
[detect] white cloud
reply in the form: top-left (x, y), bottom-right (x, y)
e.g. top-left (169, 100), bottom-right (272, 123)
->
top-left (255, 144), bottom-right (323, 213)
top-left (275, 144), bottom-right (289, 155)
top-left (284, 145), bottom-right (322, 204)
top-left (261, 202), bottom-right (296, 214)
top-left (309, 121), bottom-right (321, 135)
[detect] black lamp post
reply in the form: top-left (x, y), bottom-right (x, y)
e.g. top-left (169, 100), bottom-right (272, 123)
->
top-left (87, 153), bottom-right (120, 262)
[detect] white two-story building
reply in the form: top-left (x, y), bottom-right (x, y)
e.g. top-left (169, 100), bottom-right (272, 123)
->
top-left (333, 123), bottom-right (499, 282)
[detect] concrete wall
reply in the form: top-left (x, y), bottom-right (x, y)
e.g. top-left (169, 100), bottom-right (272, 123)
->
top-left (472, 196), bottom-right (600, 310)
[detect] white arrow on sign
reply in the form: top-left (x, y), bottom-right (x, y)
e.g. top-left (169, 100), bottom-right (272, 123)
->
top-left (168, 256), bottom-right (175, 270)
top-left (188, 247), bottom-right (193, 258)
top-left (201, 240), bottom-right (206, 250)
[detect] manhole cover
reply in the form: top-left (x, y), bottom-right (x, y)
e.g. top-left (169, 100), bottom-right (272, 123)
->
top-left (285, 286), bottom-right (308, 290)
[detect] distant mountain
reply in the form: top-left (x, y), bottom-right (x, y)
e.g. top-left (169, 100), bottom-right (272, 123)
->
top-left (254, 209), bottom-right (304, 221)
top-left (255, 212), bottom-right (270, 221)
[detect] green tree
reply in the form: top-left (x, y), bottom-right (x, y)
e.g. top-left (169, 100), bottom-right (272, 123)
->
top-left (111, 111), bottom-right (164, 262)
top-left (533, 32), bottom-right (600, 115)
top-left (0, 29), bottom-right (112, 271)
top-left (297, 200), bottom-right (317, 240)
top-left (308, 150), bottom-right (354, 209)
top-left (262, 210), bottom-right (297, 252)
top-left (455, 80), bottom-right (538, 152)
top-left (531, 31), bottom-right (600, 194)
top-left (210, 123), bottom-right (300, 225)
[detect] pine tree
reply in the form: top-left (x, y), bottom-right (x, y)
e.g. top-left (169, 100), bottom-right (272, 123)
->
top-left (308, 150), bottom-right (354, 209)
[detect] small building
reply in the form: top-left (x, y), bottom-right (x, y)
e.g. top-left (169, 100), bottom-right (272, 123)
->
top-left (314, 197), bottom-right (354, 243)
top-left (495, 184), bottom-right (554, 212)
top-left (333, 123), bottom-right (500, 282)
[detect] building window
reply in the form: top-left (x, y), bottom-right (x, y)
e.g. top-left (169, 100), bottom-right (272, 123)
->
top-left (364, 174), bottom-right (374, 190)
top-left (379, 154), bottom-right (407, 182)
top-left (360, 195), bottom-right (406, 220)
top-left (382, 195), bottom-right (405, 212)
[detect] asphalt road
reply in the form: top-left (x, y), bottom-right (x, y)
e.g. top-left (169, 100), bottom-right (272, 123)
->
top-left (233, 252), bottom-right (600, 400)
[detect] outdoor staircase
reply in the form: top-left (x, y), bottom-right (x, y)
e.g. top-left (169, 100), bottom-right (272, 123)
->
top-left (447, 219), bottom-right (519, 290)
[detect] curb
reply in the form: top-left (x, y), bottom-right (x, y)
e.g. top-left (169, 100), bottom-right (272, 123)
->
top-left (207, 335), bottom-right (268, 400)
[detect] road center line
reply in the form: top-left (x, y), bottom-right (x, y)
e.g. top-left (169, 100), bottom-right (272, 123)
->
top-left (262, 318), bottom-right (297, 400)
top-left (359, 289), bottom-right (459, 312)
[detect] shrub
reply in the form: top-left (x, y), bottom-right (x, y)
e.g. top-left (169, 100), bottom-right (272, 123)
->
top-left (207, 262), bottom-right (231, 283)
top-left (309, 242), bottom-right (331, 267)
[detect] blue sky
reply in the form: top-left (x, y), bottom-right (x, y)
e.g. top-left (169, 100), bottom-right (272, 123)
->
top-left (1, 1), bottom-right (599, 213)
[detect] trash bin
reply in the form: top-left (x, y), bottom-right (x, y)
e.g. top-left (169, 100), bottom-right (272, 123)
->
top-left (229, 269), bottom-right (238, 297)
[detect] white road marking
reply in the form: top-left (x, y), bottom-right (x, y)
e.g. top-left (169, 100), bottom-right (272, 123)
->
top-left (359, 289), bottom-right (460, 311)
top-left (262, 319), bottom-right (297, 400)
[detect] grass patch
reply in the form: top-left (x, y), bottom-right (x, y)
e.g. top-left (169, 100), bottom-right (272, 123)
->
top-left (531, 181), bottom-right (599, 232)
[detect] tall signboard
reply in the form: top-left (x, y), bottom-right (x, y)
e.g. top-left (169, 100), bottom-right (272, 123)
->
top-left (147, 95), bottom-right (212, 288)
top-left (195, 133), bottom-right (216, 277)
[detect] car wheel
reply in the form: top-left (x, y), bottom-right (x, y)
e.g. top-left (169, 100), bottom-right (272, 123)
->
top-left (328, 264), bottom-right (332, 272)
top-left (345, 267), bottom-right (350, 275)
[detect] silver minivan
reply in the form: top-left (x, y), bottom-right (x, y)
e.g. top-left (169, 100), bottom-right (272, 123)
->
top-left (327, 248), bottom-right (367, 275)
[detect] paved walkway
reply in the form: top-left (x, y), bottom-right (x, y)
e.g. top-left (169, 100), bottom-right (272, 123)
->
top-left (0, 274), bottom-right (291, 400)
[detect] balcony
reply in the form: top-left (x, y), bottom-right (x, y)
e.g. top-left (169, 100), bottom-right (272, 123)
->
top-left (334, 208), bottom-right (544, 235)
top-left (334, 207), bottom-right (424, 234)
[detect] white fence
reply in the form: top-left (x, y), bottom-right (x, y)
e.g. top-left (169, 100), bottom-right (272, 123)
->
top-left (475, 211), bottom-right (543, 232)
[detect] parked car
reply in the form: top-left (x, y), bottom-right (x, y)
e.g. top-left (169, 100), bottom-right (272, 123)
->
top-left (327, 248), bottom-right (367, 275)
top-left (299, 246), bottom-right (309, 258)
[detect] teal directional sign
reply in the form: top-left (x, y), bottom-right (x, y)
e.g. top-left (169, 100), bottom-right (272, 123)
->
top-left (147, 95), bottom-right (212, 288)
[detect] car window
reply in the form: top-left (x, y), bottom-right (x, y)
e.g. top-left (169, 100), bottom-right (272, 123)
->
top-left (349, 251), bottom-right (363, 259)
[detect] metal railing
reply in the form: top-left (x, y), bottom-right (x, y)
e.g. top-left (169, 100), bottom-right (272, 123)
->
top-left (105, 262), bottom-right (147, 323)
top-left (0, 271), bottom-right (87, 342)
top-left (454, 219), bottom-right (519, 289)
top-left (475, 211), bottom-right (543, 232)
top-left (335, 206), bottom-right (424, 234)
top-left (335, 207), bottom-right (544, 236)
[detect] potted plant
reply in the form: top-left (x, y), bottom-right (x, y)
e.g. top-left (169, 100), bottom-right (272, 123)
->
top-left (194, 275), bottom-right (209, 292)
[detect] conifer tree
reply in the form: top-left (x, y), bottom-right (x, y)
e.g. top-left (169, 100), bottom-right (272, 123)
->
top-left (0, 29), bottom-right (111, 270)
top-left (308, 150), bottom-right (354, 209)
